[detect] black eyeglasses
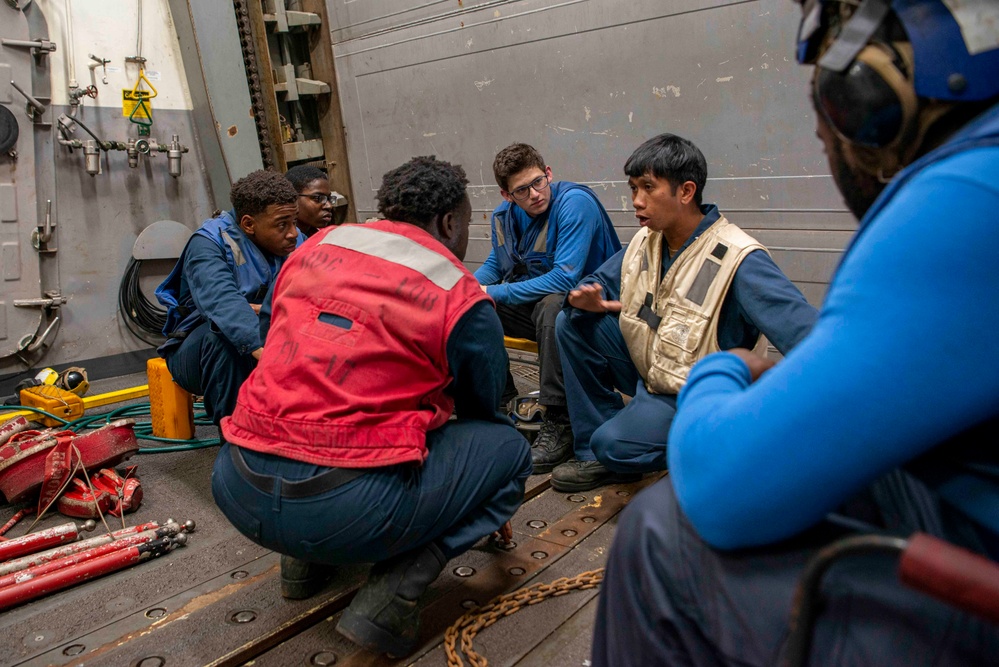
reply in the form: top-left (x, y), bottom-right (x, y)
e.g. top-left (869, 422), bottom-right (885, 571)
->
top-left (299, 192), bottom-right (336, 205)
top-left (508, 174), bottom-right (550, 201)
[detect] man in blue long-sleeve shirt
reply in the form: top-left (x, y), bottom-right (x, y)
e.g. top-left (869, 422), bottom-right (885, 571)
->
top-left (592, 3), bottom-right (999, 665)
top-left (155, 170), bottom-right (304, 425)
top-left (552, 134), bottom-right (817, 492)
top-left (476, 144), bottom-right (621, 474)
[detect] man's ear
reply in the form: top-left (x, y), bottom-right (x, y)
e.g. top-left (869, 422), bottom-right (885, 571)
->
top-left (239, 214), bottom-right (256, 236)
top-left (678, 181), bottom-right (698, 206)
top-left (499, 189), bottom-right (513, 204)
top-left (438, 210), bottom-right (456, 242)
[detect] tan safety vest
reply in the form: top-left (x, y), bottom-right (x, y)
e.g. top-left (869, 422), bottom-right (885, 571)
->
top-left (619, 216), bottom-right (767, 394)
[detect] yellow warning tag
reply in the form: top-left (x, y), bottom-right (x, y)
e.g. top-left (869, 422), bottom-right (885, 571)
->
top-left (122, 89), bottom-right (153, 119)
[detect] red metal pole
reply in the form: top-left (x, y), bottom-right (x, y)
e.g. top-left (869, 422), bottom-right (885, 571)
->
top-left (0, 508), bottom-right (34, 539)
top-left (0, 520), bottom-right (95, 562)
top-left (0, 521), bottom-right (160, 577)
top-left (0, 536), bottom-right (182, 611)
top-left (0, 524), bottom-right (184, 589)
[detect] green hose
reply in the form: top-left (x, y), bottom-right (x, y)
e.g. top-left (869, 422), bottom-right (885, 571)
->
top-left (1, 402), bottom-right (220, 452)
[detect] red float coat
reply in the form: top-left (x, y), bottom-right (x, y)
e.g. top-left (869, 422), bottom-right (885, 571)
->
top-left (221, 220), bottom-right (490, 468)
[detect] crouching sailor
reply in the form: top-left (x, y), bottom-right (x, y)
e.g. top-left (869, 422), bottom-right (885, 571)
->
top-left (212, 156), bottom-right (533, 658)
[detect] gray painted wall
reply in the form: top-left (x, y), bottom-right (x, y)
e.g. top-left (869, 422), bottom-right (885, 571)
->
top-left (328, 0), bottom-right (854, 308)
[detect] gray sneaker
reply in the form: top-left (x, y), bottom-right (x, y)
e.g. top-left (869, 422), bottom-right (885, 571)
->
top-left (551, 459), bottom-right (641, 492)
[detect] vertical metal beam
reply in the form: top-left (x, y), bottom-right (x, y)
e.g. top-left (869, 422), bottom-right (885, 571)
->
top-left (167, 0), bottom-right (264, 209)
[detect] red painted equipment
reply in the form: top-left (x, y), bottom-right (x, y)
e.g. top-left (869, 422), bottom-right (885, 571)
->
top-left (0, 416), bottom-right (32, 445)
top-left (0, 535), bottom-right (183, 611)
top-left (0, 420), bottom-right (139, 502)
top-left (90, 467), bottom-right (143, 516)
top-left (0, 523), bottom-right (184, 589)
top-left (0, 521), bottom-right (159, 577)
top-left (0, 508), bottom-right (34, 538)
top-left (55, 478), bottom-right (113, 519)
top-left (0, 520), bottom-right (95, 562)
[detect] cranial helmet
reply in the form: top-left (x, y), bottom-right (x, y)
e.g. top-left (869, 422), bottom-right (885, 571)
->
top-left (796, 0), bottom-right (999, 157)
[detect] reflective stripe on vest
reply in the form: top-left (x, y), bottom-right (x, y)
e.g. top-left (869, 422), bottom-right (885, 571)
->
top-left (321, 225), bottom-right (463, 290)
top-left (619, 216), bottom-right (766, 394)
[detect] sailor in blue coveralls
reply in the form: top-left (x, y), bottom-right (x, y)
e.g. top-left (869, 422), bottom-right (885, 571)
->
top-left (475, 143), bottom-right (621, 475)
top-left (155, 170), bottom-right (305, 426)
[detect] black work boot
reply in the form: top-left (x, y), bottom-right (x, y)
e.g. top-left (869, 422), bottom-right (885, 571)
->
top-left (335, 542), bottom-right (447, 657)
top-left (530, 413), bottom-right (573, 474)
top-left (551, 459), bottom-right (641, 492)
top-left (280, 555), bottom-right (336, 600)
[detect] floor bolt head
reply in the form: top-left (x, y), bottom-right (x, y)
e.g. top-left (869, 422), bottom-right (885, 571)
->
top-left (509, 567), bottom-right (526, 576)
top-left (617, 490), bottom-right (631, 497)
top-left (309, 650), bottom-right (338, 665)
top-left (581, 516), bottom-right (596, 523)
top-left (62, 644), bottom-right (85, 656)
top-left (145, 608), bottom-right (167, 619)
top-left (134, 657), bottom-right (165, 667)
top-left (567, 494), bottom-right (586, 502)
top-left (230, 610), bottom-right (257, 624)
top-left (461, 599), bottom-right (478, 609)
top-left (453, 566), bottom-right (476, 577)
top-left (562, 529), bottom-right (578, 537)
top-left (527, 519), bottom-right (547, 529)
top-left (231, 570), bottom-right (248, 579)
top-left (531, 551), bottom-right (548, 559)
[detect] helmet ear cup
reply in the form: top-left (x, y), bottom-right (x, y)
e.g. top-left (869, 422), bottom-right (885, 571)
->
top-left (813, 42), bottom-right (917, 150)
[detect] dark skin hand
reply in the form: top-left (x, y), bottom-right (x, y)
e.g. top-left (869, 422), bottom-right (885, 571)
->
top-left (728, 348), bottom-right (776, 383)
top-left (493, 520), bottom-right (513, 546)
top-left (568, 283), bottom-right (621, 313)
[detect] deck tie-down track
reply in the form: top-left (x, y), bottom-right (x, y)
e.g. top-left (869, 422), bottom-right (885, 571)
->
top-left (15, 474), bottom-right (659, 667)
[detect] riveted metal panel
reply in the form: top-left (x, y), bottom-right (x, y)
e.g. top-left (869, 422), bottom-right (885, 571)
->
top-left (328, 0), bottom-right (852, 307)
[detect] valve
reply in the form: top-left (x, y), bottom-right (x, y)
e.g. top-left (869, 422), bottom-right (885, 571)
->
top-left (127, 138), bottom-right (139, 168)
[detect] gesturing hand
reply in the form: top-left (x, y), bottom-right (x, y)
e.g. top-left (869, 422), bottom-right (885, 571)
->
top-left (728, 348), bottom-right (776, 382)
top-left (568, 283), bottom-right (622, 313)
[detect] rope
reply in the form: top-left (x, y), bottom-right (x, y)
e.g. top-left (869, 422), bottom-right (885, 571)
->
top-left (444, 568), bottom-right (605, 667)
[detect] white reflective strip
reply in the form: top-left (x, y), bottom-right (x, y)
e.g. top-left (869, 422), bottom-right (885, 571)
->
top-left (220, 230), bottom-right (245, 266)
top-left (942, 0), bottom-right (999, 55)
top-left (321, 225), bottom-right (462, 290)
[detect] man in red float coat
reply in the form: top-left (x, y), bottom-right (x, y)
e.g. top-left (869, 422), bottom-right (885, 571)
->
top-left (212, 156), bottom-right (532, 658)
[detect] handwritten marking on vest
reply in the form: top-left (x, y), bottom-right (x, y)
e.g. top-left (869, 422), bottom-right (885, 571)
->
top-left (334, 359), bottom-right (356, 386)
top-left (279, 340), bottom-right (299, 365)
top-left (395, 276), bottom-right (440, 312)
top-left (299, 248), bottom-right (344, 273)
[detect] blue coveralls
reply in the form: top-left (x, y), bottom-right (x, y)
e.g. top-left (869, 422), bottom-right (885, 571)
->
top-left (592, 105), bottom-right (999, 666)
top-left (155, 213), bottom-right (303, 425)
top-left (475, 182), bottom-right (621, 406)
top-left (557, 204), bottom-right (817, 470)
top-left (212, 298), bottom-right (533, 563)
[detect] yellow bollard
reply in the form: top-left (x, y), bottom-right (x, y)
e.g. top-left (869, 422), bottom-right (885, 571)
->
top-left (146, 358), bottom-right (194, 440)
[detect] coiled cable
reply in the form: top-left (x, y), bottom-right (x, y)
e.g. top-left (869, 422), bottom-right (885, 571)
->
top-left (118, 257), bottom-right (166, 346)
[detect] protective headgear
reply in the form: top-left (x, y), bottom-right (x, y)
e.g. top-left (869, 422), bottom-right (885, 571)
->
top-left (797, 0), bottom-right (999, 163)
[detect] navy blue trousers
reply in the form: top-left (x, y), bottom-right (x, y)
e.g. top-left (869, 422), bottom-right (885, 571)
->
top-left (165, 321), bottom-right (255, 426)
top-left (495, 293), bottom-right (567, 407)
top-left (211, 420), bottom-right (532, 564)
top-left (556, 309), bottom-right (675, 471)
top-left (592, 475), bottom-right (999, 667)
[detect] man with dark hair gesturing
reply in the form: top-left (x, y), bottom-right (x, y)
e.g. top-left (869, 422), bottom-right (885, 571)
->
top-left (553, 133), bottom-right (817, 492)
top-left (213, 156), bottom-right (532, 658)
top-left (592, 2), bottom-right (999, 665)
top-left (156, 169), bottom-right (305, 425)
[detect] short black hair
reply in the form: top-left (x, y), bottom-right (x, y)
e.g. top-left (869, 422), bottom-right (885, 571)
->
top-left (285, 165), bottom-right (328, 193)
top-left (376, 156), bottom-right (469, 227)
top-left (230, 170), bottom-right (299, 220)
top-left (493, 143), bottom-right (545, 191)
top-left (624, 134), bottom-right (708, 206)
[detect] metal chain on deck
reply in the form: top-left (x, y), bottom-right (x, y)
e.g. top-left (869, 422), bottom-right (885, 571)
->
top-left (444, 568), bottom-right (605, 667)
top-left (232, 0), bottom-right (275, 169)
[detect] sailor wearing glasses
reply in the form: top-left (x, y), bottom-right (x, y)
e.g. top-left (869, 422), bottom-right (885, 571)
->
top-left (286, 165), bottom-right (340, 238)
top-left (475, 143), bottom-right (621, 476)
